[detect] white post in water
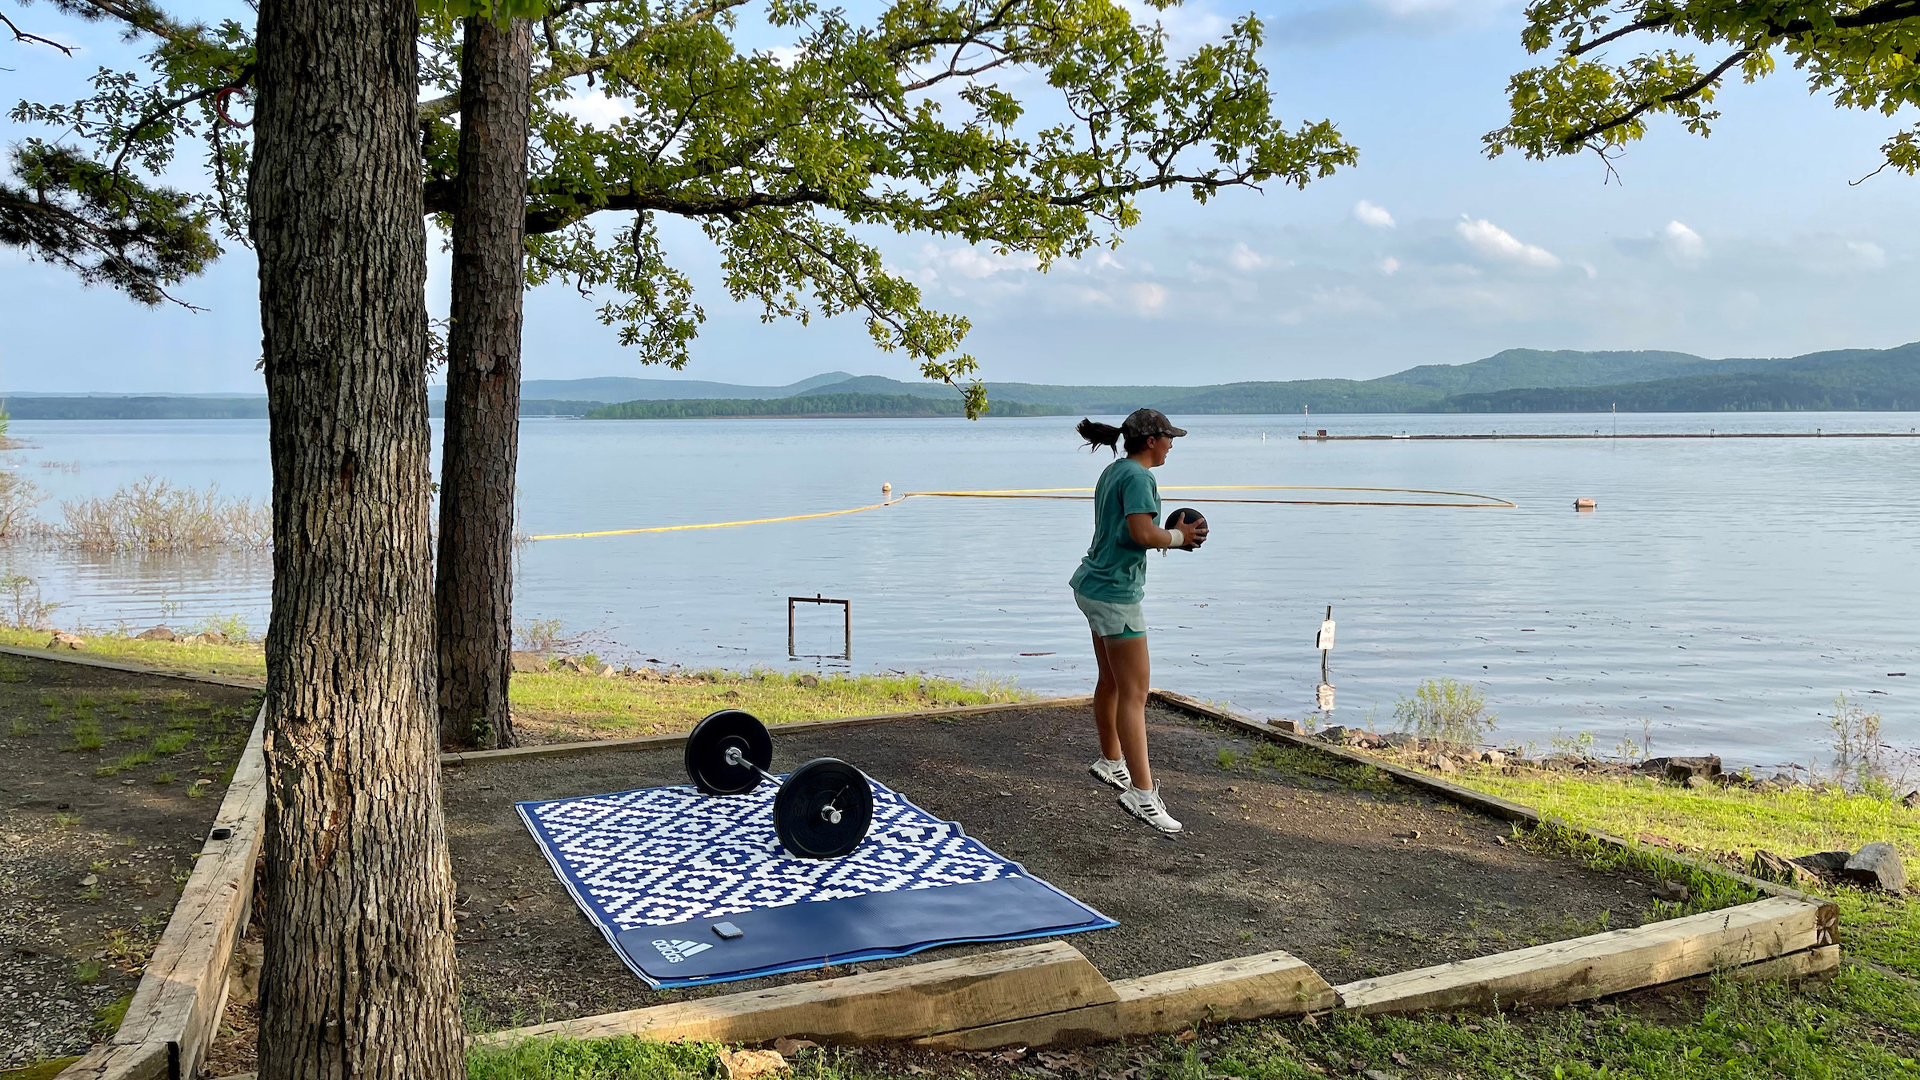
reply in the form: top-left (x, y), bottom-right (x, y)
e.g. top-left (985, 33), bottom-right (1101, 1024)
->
top-left (882, 482), bottom-right (892, 496)
top-left (1315, 605), bottom-right (1336, 712)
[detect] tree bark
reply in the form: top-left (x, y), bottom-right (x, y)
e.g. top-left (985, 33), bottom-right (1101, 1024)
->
top-left (436, 14), bottom-right (532, 751)
top-left (249, 0), bottom-right (463, 1072)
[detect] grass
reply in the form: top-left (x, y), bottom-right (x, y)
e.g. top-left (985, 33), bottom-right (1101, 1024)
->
top-left (0, 630), bottom-right (1025, 743)
top-left (66, 716), bottom-right (103, 751)
top-left (1457, 763), bottom-right (1920, 978)
top-left (0, 626), bottom-right (268, 679)
top-left (153, 729), bottom-right (194, 754)
top-left (503, 667), bottom-right (1026, 742)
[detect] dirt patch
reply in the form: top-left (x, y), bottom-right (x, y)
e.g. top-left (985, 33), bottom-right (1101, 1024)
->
top-left (443, 702), bottom-right (1670, 1032)
top-left (0, 653), bottom-right (259, 1070)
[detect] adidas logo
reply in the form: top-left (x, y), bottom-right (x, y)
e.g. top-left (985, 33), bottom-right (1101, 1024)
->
top-left (651, 938), bottom-right (713, 963)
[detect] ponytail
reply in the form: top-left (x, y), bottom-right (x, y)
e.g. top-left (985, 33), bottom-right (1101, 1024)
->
top-left (1076, 417), bottom-right (1148, 455)
top-left (1077, 418), bottom-right (1122, 454)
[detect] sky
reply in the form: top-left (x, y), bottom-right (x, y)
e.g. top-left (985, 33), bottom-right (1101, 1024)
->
top-left (1, 0), bottom-right (1916, 394)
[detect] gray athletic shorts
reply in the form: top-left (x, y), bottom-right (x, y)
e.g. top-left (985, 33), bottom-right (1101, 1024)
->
top-left (1074, 591), bottom-right (1146, 640)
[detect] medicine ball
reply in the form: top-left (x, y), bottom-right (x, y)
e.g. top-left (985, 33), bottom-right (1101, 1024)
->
top-left (1164, 507), bottom-right (1206, 549)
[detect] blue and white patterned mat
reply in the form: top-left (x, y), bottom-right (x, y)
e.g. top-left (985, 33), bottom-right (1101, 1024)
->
top-left (518, 775), bottom-right (1115, 987)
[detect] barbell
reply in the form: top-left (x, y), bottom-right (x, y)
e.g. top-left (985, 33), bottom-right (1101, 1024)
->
top-left (683, 709), bottom-right (875, 859)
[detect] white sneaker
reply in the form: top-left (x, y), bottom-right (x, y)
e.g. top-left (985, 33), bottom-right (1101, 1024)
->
top-left (1089, 757), bottom-right (1132, 791)
top-left (1118, 784), bottom-right (1182, 834)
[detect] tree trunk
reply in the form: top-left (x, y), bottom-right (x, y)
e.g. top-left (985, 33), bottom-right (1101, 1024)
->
top-left (249, 0), bottom-right (463, 1072)
top-left (436, 14), bottom-right (533, 751)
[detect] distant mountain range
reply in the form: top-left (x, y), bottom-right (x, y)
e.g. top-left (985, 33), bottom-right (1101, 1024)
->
top-left (8, 343), bottom-right (1917, 419)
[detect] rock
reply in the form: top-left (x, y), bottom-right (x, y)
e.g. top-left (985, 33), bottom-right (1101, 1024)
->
top-left (1664, 756), bottom-right (1723, 785)
top-left (719, 1049), bottom-right (789, 1079)
top-left (1842, 842), bottom-right (1907, 894)
top-left (1773, 771), bottom-right (1801, 788)
top-left (228, 937), bottom-right (264, 1004)
top-left (198, 628), bottom-right (226, 644)
top-left (1513, 758), bottom-right (1543, 771)
top-left (79, 875), bottom-right (98, 887)
top-left (1790, 850), bottom-right (1852, 877)
top-left (1425, 752), bottom-right (1457, 775)
top-left (509, 652), bottom-right (547, 674)
top-left (1268, 717), bottom-right (1302, 734)
top-left (1653, 880), bottom-right (1690, 902)
top-left (1393, 830), bottom-right (1421, 841)
top-left (135, 626), bottom-right (175, 641)
top-left (598, 664), bottom-right (617, 678)
top-left (799, 674), bottom-right (820, 688)
top-left (1317, 725), bottom-right (1353, 744)
top-left (48, 631), bottom-right (85, 650)
top-left (1751, 850), bottom-right (1813, 886)
top-left (1902, 790), bottom-right (1919, 809)
top-left (772, 1038), bottom-right (819, 1057)
top-left (1481, 749), bottom-right (1506, 767)
top-left (1685, 775), bottom-right (1709, 790)
top-left (1381, 732), bottom-right (1420, 749)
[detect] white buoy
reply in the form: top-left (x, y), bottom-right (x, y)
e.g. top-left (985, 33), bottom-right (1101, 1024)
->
top-left (882, 482), bottom-right (892, 496)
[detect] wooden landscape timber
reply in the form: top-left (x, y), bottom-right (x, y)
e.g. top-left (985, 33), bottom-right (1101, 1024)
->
top-left (58, 704), bottom-right (268, 1080)
top-left (468, 941), bottom-right (1118, 1048)
top-left (911, 949), bottom-right (1337, 1051)
top-left (439, 695), bottom-right (1094, 767)
top-left (1333, 895), bottom-right (1830, 1015)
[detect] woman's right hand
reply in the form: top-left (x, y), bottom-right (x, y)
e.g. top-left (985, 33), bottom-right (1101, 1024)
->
top-left (1173, 512), bottom-right (1208, 550)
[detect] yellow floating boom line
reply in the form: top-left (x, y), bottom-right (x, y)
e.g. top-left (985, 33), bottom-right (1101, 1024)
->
top-left (528, 485), bottom-right (1514, 541)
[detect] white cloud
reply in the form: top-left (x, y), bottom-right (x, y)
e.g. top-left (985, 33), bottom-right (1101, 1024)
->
top-left (1353, 200), bottom-right (1395, 228)
top-left (1847, 240), bottom-right (1888, 268)
top-left (556, 94), bottom-right (632, 128)
top-left (915, 244), bottom-right (1040, 281)
top-left (1454, 216), bottom-right (1561, 269)
top-left (1128, 283), bottom-right (1169, 311)
top-left (1379, 256), bottom-right (1401, 275)
top-left (761, 45), bottom-right (804, 68)
top-left (1662, 220), bottom-right (1707, 264)
top-left (1228, 242), bottom-right (1269, 271)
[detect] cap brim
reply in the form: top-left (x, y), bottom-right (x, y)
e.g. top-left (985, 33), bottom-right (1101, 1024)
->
top-left (1167, 425), bottom-right (1188, 438)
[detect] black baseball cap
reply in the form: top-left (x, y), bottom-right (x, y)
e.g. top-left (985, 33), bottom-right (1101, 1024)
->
top-left (1122, 408), bottom-right (1187, 439)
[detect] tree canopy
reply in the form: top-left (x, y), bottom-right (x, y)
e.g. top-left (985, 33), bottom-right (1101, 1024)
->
top-left (1486, 0), bottom-right (1920, 179)
top-left (13, 0), bottom-right (1356, 410)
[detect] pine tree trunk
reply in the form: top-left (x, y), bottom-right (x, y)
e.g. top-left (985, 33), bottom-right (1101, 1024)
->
top-left (436, 14), bottom-right (533, 751)
top-left (249, 0), bottom-right (464, 1071)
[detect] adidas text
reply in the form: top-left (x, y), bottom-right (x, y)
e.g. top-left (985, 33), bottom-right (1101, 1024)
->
top-left (651, 938), bottom-right (712, 963)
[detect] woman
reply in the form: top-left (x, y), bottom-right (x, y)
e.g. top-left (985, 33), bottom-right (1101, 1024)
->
top-left (1069, 408), bottom-right (1206, 833)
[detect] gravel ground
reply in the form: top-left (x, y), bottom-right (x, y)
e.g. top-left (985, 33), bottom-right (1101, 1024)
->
top-left (0, 653), bottom-right (258, 1070)
top-left (441, 701), bottom-right (1662, 1032)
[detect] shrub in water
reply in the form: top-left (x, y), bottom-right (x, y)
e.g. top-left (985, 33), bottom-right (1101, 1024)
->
top-left (1393, 677), bottom-right (1495, 750)
top-left (58, 476), bottom-right (269, 552)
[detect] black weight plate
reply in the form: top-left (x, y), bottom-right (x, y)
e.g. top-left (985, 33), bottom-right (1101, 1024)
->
top-left (685, 709), bottom-right (773, 795)
top-left (773, 758), bottom-right (874, 859)
top-left (1163, 506), bottom-right (1206, 548)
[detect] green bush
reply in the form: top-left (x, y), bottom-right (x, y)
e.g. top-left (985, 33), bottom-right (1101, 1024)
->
top-left (1393, 677), bottom-right (1495, 750)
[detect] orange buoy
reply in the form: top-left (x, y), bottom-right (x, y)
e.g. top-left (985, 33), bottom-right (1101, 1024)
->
top-left (1573, 498), bottom-right (1597, 511)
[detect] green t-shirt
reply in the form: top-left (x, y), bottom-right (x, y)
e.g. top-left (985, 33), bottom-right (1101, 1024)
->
top-left (1068, 457), bottom-right (1161, 604)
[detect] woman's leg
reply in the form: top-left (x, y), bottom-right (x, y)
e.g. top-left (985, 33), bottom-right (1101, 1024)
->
top-left (1091, 632), bottom-right (1122, 761)
top-left (1103, 634), bottom-right (1153, 790)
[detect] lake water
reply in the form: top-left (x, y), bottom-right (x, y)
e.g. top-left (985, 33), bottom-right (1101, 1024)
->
top-left (6, 411), bottom-right (1917, 772)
